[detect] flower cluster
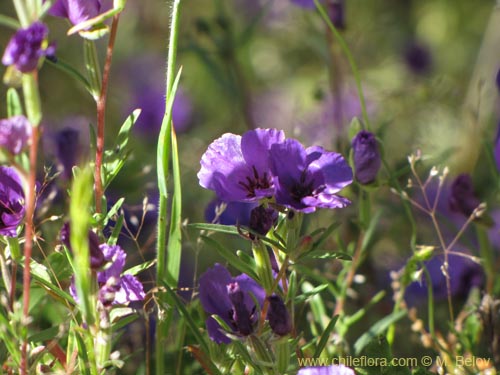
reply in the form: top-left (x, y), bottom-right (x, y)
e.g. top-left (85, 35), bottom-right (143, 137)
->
top-left (198, 128), bottom-right (353, 214)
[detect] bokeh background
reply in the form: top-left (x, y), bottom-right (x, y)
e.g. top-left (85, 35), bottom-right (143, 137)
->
top-left (1, 0), bottom-right (499, 373)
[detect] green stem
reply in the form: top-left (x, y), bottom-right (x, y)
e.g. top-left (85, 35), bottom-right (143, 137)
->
top-left (475, 224), bottom-right (495, 293)
top-left (22, 74), bottom-right (42, 126)
top-left (313, 0), bottom-right (370, 131)
top-left (84, 40), bottom-right (102, 101)
top-left (156, 1), bottom-right (182, 375)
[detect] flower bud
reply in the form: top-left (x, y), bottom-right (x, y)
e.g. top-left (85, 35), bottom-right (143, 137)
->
top-left (351, 130), bottom-right (381, 184)
top-left (266, 294), bottom-right (292, 336)
top-left (249, 205), bottom-right (278, 238)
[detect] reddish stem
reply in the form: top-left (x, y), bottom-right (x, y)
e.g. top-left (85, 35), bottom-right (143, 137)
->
top-left (94, 14), bottom-right (120, 214)
top-left (20, 126), bottom-right (40, 375)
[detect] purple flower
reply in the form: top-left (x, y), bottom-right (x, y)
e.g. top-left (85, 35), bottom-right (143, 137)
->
top-left (0, 166), bottom-right (25, 237)
top-left (2, 22), bottom-right (52, 73)
top-left (204, 198), bottom-right (256, 226)
top-left (49, 0), bottom-right (112, 26)
top-left (119, 56), bottom-right (194, 136)
top-left (270, 139), bottom-right (352, 213)
top-left (496, 68), bottom-right (500, 92)
top-left (403, 41), bottom-right (432, 75)
top-left (60, 223), bottom-right (105, 270)
top-left (290, 0), bottom-right (317, 9)
top-left (266, 294), bottom-right (292, 336)
top-left (351, 130), bottom-right (381, 184)
top-left (54, 127), bottom-right (81, 180)
top-left (97, 244), bottom-right (145, 304)
top-left (199, 264), bottom-right (265, 344)
top-left (494, 123), bottom-right (500, 172)
top-left (448, 174), bottom-right (480, 217)
top-left (291, 0), bottom-right (345, 29)
top-left (71, 243), bottom-right (145, 305)
top-left (297, 365), bottom-right (355, 375)
top-left (405, 253), bottom-right (484, 303)
top-left (198, 128), bottom-right (285, 202)
top-left (0, 115), bottom-right (31, 155)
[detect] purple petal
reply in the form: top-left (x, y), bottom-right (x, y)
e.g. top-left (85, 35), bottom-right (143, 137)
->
top-left (0, 166), bottom-right (25, 236)
top-left (98, 244), bottom-right (126, 283)
top-left (308, 149), bottom-right (353, 194)
top-left (0, 115), bottom-right (32, 155)
top-left (205, 316), bottom-right (232, 344)
top-left (270, 138), bottom-right (307, 187)
top-left (241, 128), bottom-right (284, 173)
top-left (198, 264), bottom-right (233, 316)
top-left (114, 274), bottom-right (145, 304)
top-left (233, 273), bottom-right (266, 314)
top-left (290, 0), bottom-right (316, 9)
top-left (48, 0), bottom-right (69, 17)
top-left (297, 365), bottom-right (355, 375)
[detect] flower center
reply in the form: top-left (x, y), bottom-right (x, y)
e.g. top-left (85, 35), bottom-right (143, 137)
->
top-left (238, 165), bottom-right (272, 198)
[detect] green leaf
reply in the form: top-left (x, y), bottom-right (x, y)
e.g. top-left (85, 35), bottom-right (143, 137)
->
top-left (300, 250), bottom-right (352, 261)
top-left (354, 310), bottom-right (407, 355)
top-left (311, 222), bottom-right (341, 251)
top-left (124, 259), bottom-right (156, 276)
top-left (6, 88), bottom-right (23, 117)
top-left (70, 167), bottom-right (94, 325)
top-left (295, 283), bottom-right (328, 303)
top-left (188, 222), bottom-right (240, 235)
top-left (108, 215), bottom-right (124, 246)
top-left (313, 315), bottom-right (339, 357)
top-left (103, 110), bottom-right (141, 189)
top-left (200, 236), bottom-right (258, 280)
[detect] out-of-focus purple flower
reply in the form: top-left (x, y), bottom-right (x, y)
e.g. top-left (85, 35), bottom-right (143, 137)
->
top-left (119, 56), bottom-right (194, 136)
top-left (199, 264), bottom-right (265, 344)
top-left (302, 88), bottom-right (375, 148)
top-left (495, 68), bottom-right (500, 92)
top-left (204, 198), bottom-right (256, 226)
top-left (290, 0), bottom-right (345, 29)
top-left (405, 253), bottom-right (484, 303)
top-left (60, 223), bottom-right (105, 270)
top-left (494, 123), bottom-right (500, 172)
top-left (2, 22), bottom-right (52, 73)
top-left (198, 128), bottom-right (285, 202)
top-left (297, 365), bottom-right (355, 375)
top-left (0, 166), bottom-right (25, 237)
top-left (266, 294), bottom-right (292, 336)
top-left (351, 130), bottom-right (381, 184)
top-left (97, 244), bottom-right (145, 304)
top-left (55, 128), bottom-right (80, 180)
top-left (249, 205), bottom-right (278, 237)
top-left (0, 115), bottom-right (31, 155)
top-left (403, 41), bottom-right (432, 75)
top-left (449, 174), bottom-right (481, 217)
top-left (269, 139), bottom-right (352, 213)
top-left (49, 0), bottom-right (112, 27)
